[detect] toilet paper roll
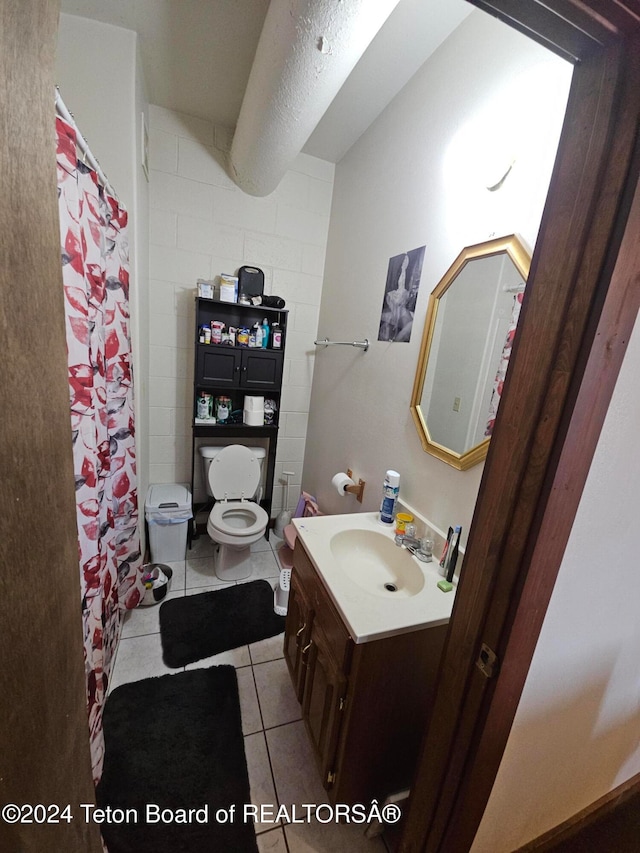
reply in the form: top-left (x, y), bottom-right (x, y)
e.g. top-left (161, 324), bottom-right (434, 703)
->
top-left (244, 396), bottom-right (265, 412)
top-left (243, 409), bottom-right (264, 426)
top-left (332, 472), bottom-right (356, 496)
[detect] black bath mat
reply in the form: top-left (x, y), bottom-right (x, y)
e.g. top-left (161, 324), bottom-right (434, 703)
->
top-left (159, 579), bottom-right (285, 667)
top-left (96, 667), bottom-right (258, 853)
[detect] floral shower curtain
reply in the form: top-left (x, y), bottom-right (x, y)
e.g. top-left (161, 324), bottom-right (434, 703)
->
top-left (485, 291), bottom-right (524, 437)
top-left (56, 116), bottom-right (145, 782)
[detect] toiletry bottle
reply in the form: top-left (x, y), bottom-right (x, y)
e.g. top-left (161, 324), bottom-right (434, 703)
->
top-left (254, 321), bottom-right (263, 348)
top-left (446, 526), bottom-right (462, 582)
top-left (272, 322), bottom-right (282, 349)
top-left (439, 527), bottom-right (454, 576)
top-left (379, 470), bottom-right (400, 525)
top-left (261, 318), bottom-right (270, 349)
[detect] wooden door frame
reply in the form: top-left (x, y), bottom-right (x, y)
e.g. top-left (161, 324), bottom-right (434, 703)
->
top-left (400, 2), bottom-right (640, 851)
top-left (0, 2), bottom-right (103, 851)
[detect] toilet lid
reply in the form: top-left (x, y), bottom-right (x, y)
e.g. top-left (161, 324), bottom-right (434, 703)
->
top-left (207, 444), bottom-right (261, 500)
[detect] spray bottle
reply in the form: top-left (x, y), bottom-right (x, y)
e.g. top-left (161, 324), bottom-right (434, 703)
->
top-left (379, 470), bottom-right (400, 525)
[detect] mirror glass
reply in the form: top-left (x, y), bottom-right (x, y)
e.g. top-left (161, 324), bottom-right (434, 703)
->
top-left (411, 235), bottom-right (530, 469)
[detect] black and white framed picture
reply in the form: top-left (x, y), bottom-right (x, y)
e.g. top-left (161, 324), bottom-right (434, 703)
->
top-left (377, 245), bottom-right (426, 342)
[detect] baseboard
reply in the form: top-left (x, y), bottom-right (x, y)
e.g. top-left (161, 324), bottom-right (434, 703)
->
top-left (514, 771), bottom-right (640, 851)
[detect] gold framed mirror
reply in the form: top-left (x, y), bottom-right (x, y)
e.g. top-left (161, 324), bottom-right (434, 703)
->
top-left (410, 235), bottom-right (530, 470)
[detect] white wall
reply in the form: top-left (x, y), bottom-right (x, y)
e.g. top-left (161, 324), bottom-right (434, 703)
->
top-left (303, 10), bottom-right (572, 544)
top-left (147, 106), bottom-right (334, 515)
top-left (472, 310), bottom-right (640, 849)
top-left (56, 14), bottom-right (150, 537)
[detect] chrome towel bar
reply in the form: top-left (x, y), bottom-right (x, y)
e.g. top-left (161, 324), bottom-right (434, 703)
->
top-left (314, 337), bottom-right (369, 352)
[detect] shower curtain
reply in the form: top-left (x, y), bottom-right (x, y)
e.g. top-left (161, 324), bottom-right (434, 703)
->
top-left (485, 291), bottom-right (524, 437)
top-left (56, 115), bottom-right (145, 782)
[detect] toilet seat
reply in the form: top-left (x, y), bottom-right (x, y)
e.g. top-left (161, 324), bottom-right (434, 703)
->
top-left (205, 445), bottom-right (268, 546)
top-left (208, 500), bottom-right (268, 539)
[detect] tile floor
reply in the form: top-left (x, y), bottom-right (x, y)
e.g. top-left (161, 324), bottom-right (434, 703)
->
top-left (110, 532), bottom-right (391, 852)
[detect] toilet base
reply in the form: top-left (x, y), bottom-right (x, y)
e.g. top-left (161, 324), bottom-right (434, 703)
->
top-left (214, 542), bottom-right (253, 581)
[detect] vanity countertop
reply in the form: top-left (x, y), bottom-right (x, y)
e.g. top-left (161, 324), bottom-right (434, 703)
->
top-left (292, 512), bottom-right (456, 644)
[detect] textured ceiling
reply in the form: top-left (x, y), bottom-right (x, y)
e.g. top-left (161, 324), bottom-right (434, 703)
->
top-left (59, 0), bottom-right (472, 163)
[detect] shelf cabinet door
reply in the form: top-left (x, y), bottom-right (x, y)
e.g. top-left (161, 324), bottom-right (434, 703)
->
top-left (302, 619), bottom-right (347, 791)
top-left (196, 345), bottom-right (241, 387)
top-left (240, 349), bottom-right (284, 391)
top-left (196, 345), bottom-right (284, 392)
top-left (283, 571), bottom-right (314, 702)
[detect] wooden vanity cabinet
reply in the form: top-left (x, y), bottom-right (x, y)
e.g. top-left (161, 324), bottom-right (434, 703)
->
top-left (302, 614), bottom-right (349, 790)
top-left (284, 538), bottom-right (448, 805)
top-left (283, 569), bottom-right (313, 701)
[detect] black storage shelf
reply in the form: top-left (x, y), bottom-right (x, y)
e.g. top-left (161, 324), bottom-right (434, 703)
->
top-left (196, 296), bottom-right (287, 333)
top-left (190, 296), bottom-right (288, 539)
top-left (193, 423), bottom-right (278, 438)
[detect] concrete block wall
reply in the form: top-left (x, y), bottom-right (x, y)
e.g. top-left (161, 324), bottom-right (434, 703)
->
top-left (147, 105), bottom-right (334, 516)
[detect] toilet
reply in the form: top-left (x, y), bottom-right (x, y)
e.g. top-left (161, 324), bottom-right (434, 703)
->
top-left (199, 444), bottom-right (269, 580)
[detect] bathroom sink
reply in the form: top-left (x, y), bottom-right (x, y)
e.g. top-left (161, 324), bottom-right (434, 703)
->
top-left (330, 529), bottom-right (425, 597)
top-left (293, 511), bottom-right (457, 643)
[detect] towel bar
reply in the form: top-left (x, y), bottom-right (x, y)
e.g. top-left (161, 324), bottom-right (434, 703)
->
top-left (314, 337), bottom-right (369, 352)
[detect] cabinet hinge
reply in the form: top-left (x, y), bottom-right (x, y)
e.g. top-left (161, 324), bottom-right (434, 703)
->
top-left (327, 771), bottom-right (336, 785)
top-left (476, 642), bottom-right (499, 679)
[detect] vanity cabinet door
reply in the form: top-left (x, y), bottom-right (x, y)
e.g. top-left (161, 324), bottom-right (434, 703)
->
top-left (302, 618), bottom-right (347, 790)
top-left (283, 571), bottom-right (313, 702)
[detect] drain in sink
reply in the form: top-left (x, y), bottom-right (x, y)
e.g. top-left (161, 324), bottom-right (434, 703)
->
top-left (384, 583), bottom-right (398, 592)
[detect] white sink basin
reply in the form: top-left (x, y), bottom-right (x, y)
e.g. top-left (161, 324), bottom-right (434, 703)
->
top-left (293, 512), bottom-right (457, 644)
top-left (330, 529), bottom-right (425, 597)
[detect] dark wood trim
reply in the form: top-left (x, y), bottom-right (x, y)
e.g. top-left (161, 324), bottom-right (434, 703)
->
top-left (513, 771), bottom-right (640, 852)
top-left (471, 0), bottom-right (640, 59)
top-left (441, 120), bottom-right (640, 853)
top-left (0, 2), bottom-right (102, 851)
top-left (468, 0), bottom-right (602, 60)
top-left (399, 3), bottom-right (640, 852)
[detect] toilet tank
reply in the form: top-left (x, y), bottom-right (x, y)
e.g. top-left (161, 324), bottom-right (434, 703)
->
top-left (199, 445), bottom-right (266, 499)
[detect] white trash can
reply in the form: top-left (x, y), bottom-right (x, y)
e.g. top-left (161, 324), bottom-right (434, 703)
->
top-left (145, 484), bottom-right (192, 562)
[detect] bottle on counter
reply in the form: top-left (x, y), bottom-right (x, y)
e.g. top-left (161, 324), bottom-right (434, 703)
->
top-left (379, 470), bottom-right (400, 525)
top-left (261, 318), bottom-right (270, 349)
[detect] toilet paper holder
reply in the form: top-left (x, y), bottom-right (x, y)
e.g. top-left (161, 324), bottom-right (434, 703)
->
top-left (345, 469), bottom-right (365, 503)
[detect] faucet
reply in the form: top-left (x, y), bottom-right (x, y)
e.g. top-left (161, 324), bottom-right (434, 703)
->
top-left (395, 535), bottom-right (433, 562)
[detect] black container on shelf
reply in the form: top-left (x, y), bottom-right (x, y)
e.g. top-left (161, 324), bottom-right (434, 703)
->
top-left (238, 265), bottom-right (264, 301)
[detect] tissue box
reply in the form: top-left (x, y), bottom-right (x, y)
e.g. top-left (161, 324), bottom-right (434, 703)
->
top-left (197, 278), bottom-right (215, 299)
top-left (219, 274), bottom-right (238, 303)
